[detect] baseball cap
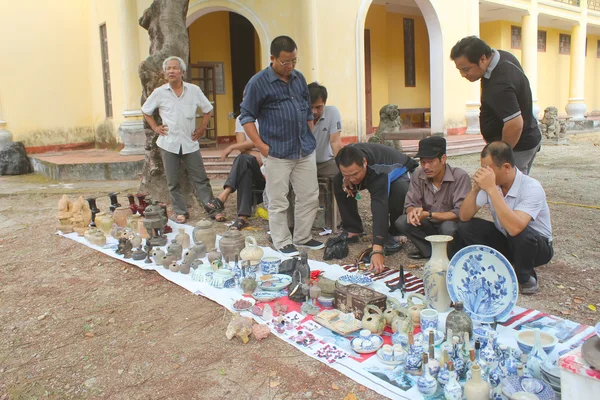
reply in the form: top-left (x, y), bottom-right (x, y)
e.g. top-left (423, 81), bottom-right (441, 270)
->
top-left (415, 136), bottom-right (446, 159)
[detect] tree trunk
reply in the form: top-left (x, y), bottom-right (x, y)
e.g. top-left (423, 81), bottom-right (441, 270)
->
top-left (137, 0), bottom-right (196, 206)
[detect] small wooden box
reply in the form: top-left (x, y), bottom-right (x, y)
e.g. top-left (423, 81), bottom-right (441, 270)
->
top-left (334, 284), bottom-right (387, 320)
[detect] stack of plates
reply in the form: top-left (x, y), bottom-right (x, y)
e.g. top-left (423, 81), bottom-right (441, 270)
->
top-left (540, 362), bottom-right (561, 399)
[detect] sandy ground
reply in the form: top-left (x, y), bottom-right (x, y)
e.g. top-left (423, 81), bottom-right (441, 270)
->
top-left (0, 134), bottom-right (599, 399)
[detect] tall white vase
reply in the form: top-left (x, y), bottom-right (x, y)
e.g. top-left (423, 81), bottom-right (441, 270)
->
top-left (423, 235), bottom-right (452, 312)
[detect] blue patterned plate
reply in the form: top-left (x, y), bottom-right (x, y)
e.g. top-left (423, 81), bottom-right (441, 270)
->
top-left (252, 290), bottom-right (285, 302)
top-left (338, 274), bottom-right (373, 286)
top-left (501, 376), bottom-right (555, 400)
top-left (447, 245), bottom-right (518, 324)
top-left (257, 274), bottom-right (292, 291)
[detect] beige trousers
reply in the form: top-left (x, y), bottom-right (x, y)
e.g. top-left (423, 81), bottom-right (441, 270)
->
top-left (265, 152), bottom-right (319, 248)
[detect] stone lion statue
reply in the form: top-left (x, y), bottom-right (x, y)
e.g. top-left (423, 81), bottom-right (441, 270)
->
top-left (369, 104), bottom-right (403, 150)
top-left (540, 106), bottom-right (566, 140)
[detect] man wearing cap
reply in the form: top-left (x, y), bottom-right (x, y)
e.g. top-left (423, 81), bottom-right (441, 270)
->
top-left (395, 137), bottom-right (471, 260)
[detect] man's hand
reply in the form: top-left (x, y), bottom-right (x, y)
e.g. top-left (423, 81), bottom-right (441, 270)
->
top-left (342, 179), bottom-right (356, 198)
top-left (220, 146), bottom-right (233, 161)
top-left (192, 127), bottom-right (206, 141)
top-left (369, 252), bottom-right (385, 274)
top-left (473, 166), bottom-right (496, 193)
top-left (407, 207), bottom-right (424, 226)
top-left (257, 142), bottom-right (269, 158)
top-left (153, 124), bottom-right (168, 136)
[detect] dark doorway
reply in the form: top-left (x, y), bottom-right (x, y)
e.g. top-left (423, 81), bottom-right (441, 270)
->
top-left (364, 29), bottom-right (372, 135)
top-left (229, 13), bottom-right (257, 116)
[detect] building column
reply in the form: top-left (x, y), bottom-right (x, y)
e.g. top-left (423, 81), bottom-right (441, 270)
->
top-left (117, 0), bottom-right (145, 155)
top-left (0, 98), bottom-right (13, 150)
top-left (465, 0), bottom-right (481, 134)
top-left (521, 6), bottom-right (539, 119)
top-left (300, 0), bottom-right (320, 83)
top-left (565, 21), bottom-right (587, 121)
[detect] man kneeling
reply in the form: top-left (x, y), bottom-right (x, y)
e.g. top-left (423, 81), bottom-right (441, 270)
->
top-left (395, 136), bottom-right (471, 260)
top-left (456, 141), bottom-right (553, 294)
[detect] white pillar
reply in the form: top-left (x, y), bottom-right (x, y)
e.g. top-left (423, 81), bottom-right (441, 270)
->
top-left (118, 0), bottom-right (145, 155)
top-left (0, 98), bottom-right (13, 150)
top-left (565, 21), bottom-right (587, 121)
top-left (521, 4), bottom-right (539, 119)
top-left (465, 0), bottom-right (481, 134)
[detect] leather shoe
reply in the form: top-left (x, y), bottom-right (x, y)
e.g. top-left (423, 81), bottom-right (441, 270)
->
top-left (408, 251), bottom-right (427, 260)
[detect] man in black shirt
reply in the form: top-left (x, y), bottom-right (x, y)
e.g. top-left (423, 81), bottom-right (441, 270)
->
top-left (334, 143), bottom-right (418, 273)
top-left (451, 36), bottom-right (541, 175)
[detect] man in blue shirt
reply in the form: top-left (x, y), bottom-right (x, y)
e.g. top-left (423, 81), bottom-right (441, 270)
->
top-left (239, 36), bottom-right (323, 256)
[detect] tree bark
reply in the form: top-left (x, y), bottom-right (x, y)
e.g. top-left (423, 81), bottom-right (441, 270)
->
top-left (137, 0), bottom-right (195, 205)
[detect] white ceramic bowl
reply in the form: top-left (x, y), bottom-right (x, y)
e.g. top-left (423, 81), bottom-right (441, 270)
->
top-left (515, 329), bottom-right (558, 355)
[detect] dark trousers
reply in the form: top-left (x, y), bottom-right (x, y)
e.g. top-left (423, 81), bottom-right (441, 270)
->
top-left (395, 215), bottom-right (459, 258)
top-left (223, 153), bottom-right (265, 217)
top-left (455, 218), bottom-right (553, 283)
top-left (334, 173), bottom-right (409, 238)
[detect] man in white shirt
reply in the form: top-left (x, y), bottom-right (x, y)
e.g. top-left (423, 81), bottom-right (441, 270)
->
top-left (309, 82), bottom-right (343, 178)
top-left (457, 141), bottom-right (553, 294)
top-left (141, 56), bottom-right (215, 223)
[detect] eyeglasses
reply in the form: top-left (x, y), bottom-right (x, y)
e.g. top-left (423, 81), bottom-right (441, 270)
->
top-left (278, 58), bottom-right (299, 67)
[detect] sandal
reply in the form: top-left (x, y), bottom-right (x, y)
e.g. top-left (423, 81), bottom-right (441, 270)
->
top-left (214, 212), bottom-right (227, 222)
top-left (205, 198), bottom-right (224, 214)
top-left (175, 214), bottom-right (187, 224)
top-left (230, 218), bottom-right (249, 231)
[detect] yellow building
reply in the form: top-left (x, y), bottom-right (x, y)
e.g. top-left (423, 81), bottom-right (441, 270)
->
top-left (0, 0), bottom-right (599, 152)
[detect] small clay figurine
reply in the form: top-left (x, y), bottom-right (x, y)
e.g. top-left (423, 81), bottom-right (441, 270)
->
top-left (116, 237), bottom-right (133, 256)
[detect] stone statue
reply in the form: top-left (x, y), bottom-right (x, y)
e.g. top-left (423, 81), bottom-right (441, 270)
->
top-left (368, 104), bottom-right (403, 151)
top-left (70, 195), bottom-right (92, 235)
top-left (57, 195), bottom-right (74, 233)
top-left (540, 106), bottom-right (567, 141)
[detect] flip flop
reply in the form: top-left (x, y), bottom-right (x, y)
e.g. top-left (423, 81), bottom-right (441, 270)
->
top-left (230, 218), bottom-right (249, 231)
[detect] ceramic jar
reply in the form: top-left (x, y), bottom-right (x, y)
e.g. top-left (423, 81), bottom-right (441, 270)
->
top-left (96, 212), bottom-right (114, 237)
top-left (446, 301), bottom-right (473, 339)
top-left (167, 240), bottom-right (183, 260)
top-left (207, 248), bottom-right (222, 264)
top-left (127, 214), bottom-right (142, 234)
top-left (239, 236), bottom-right (263, 264)
top-left (192, 219), bottom-right (216, 249)
top-left (423, 234), bottom-right (452, 312)
top-left (241, 278), bottom-right (258, 294)
top-left (219, 229), bottom-right (246, 262)
top-left (464, 363), bottom-right (491, 400)
top-left (361, 305), bottom-right (385, 334)
top-left (113, 206), bottom-right (133, 227)
top-left (175, 227), bottom-right (191, 249)
top-left (85, 227), bottom-right (106, 246)
top-left (406, 292), bottom-right (427, 327)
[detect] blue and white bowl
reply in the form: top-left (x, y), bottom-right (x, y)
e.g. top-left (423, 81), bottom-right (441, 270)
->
top-left (260, 256), bottom-right (281, 275)
top-left (338, 274), bottom-right (373, 286)
top-left (515, 329), bottom-right (558, 355)
top-left (318, 296), bottom-right (334, 308)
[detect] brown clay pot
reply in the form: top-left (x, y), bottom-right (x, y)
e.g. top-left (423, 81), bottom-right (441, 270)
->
top-left (218, 229), bottom-right (245, 262)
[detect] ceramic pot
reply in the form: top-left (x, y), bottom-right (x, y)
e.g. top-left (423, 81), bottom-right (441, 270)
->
top-left (137, 219), bottom-right (149, 239)
top-left (239, 236), bottom-right (263, 263)
top-left (113, 206), bottom-right (133, 227)
top-left (219, 229), bottom-right (246, 262)
top-left (167, 240), bottom-right (183, 260)
top-left (464, 363), bottom-right (490, 399)
top-left (190, 243), bottom-right (207, 259)
top-left (406, 292), bottom-right (427, 327)
top-left (151, 249), bottom-right (165, 265)
top-left (361, 305), bottom-right (385, 334)
top-left (241, 278), bottom-right (258, 294)
top-left (383, 307), bottom-right (399, 326)
top-left (84, 227), bottom-right (98, 244)
top-left (91, 230), bottom-right (107, 246)
top-left (192, 219), bottom-right (216, 249)
top-left (446, 301), bottom-right (473, 339)
top-left (207, 248), bottom-right (222, 264)
top-left (127, 214), bottom-right (142, 234)
top-left (423, 235), bottom-right (452, 312)
top-left (96, 212), bottom-right (115, 237)
top-left (175, 227), bottom-right (191, 249)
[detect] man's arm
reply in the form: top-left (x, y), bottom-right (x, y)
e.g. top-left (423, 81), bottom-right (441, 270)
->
top-left (142, 113), bottom-right (165, 135)
top-left (368, 174), bottom-right (391, 247)
top-left (240, 80), bottom-right (269, 157)
top-left (328, 107), bottom-right (343, 156)
top-left (329, 132), bottom-right (342, 156)
top-left (220, 132), bottom-right (255, 161)
top-left (490, 75), bottom-right (523, 148)
top-left (502, 115), bottom-right (523, 148)
top-left (192, 87), bottom-right (214, 140)
top-left (141, 90), bottom-right (165, 135)
top-left (459, 185), bottom-right (482, 222)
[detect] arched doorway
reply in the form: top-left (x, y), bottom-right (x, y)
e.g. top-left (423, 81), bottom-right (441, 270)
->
top-left (187, 4), bottom-right (267, 145)
top-left (356, 0), bottom-right (444, 140)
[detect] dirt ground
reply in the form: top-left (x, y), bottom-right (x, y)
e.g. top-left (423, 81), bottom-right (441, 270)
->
top-left (0, 134), bottom-right (599, 399)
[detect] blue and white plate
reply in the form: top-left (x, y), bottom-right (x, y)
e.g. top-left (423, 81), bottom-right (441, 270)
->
top-left (502, 376), bottom-right (555, 400)
top-left (252, 290), bottom-right (285, 302)
top-left (447, 245), bottom-right (518, 324)
top-left (257, 274), bottom-right (292, 291)
top-left (350, 334), bottom-right (384, 353)
top-left (338, 274), bottom-right (373, 286)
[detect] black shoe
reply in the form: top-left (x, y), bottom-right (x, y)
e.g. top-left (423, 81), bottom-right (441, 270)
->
top-left (520, 276), bottom-right (539, 295)
top-left (408, 251), bottom-right (427, 260)
top-left (278, 244), bottom-right (299, 256)
top-left (294, 239), bottom-right (324, 250)
top-left (383, 236), bottom-right (402, 255)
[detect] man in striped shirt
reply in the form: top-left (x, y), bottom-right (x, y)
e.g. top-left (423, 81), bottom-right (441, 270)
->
top-left (239, 36), bottom-right (323, 256)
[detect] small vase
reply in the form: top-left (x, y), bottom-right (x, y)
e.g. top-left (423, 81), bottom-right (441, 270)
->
top-left (96, 212), bottom-right (114, 237)
top-left (446, 301), bottom-right (473, 339)
top-left (175, 227), bottom-right (191, 249)
top-left (405, 332), bottom-right (423, 376)
top-left (135, 193), bottom-right (148, 216)
top-left (443, 362), bottom-right (463, 400)
top-left (108, 192), bottom-right (121, 213)
top-left (167, 239), bottom-right (183, 261)
top-left (451, 337), bottom-right (466, 379)
top-left (427, 345), bottom-right (440, 377)
top-left (423, 234), bottom-right (452, 312)
top-left (464, 363), bottom-right (490, 400)
top-left (113, 206), bottom-right (133, 227)
top-left (127, 214), bottom-right (142, 234)
top-left (126, 194), bottom-right (138, 215)
top-left (526, 328), bottom-right (548, 379)
top-left (417, 353), bottom-right (438, 397)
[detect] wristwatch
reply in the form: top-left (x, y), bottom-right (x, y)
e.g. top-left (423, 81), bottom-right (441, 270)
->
top-left (426, 211), bottom-right (433, 222)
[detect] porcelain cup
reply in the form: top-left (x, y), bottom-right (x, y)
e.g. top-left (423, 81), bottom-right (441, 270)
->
top-left (382, 344), bottom-right (393, 361)
top-left (359, 329), bottom-right (372, 340)
top-left (420, 308), bottom-right (439, 332)
top-left (393, 344), bottom-right (405, 361)
top-left (260, 256), bottom-right (281, 275)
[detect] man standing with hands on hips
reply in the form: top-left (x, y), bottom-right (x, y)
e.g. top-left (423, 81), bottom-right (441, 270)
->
top-left (142, 56), bottom-right (216, 223)
top-left (239, 36), bottom-right (323, 256)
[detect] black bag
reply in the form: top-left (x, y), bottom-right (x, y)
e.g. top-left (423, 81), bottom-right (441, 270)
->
top-left (323, 233), bottom-right (349, 260)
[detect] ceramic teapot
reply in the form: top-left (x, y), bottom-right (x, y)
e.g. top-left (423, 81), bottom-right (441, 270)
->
top-left (239, 236), bottom-right (263, 263)
top-left (219, 229), bottom-right (246, 262)
top-left (361, 305), bottom-right (386, 334)
top-left (387, 298), bottom-right (414, 334)
top-left (406, 293), bottom-right (427, 327)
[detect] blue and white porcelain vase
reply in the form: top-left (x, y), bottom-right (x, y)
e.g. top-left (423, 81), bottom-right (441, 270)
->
top-left (443, 362), bottom-right (463, 400)
top-left (406, 333), bottom-right (423, 376)
top-left (502, 345), bottom-right (518, 377)
top-left (525, 328), bottom-right (548, 379)
top-left (428, 345), bottom-right (440, 377)
top-left (451, 338), bottom-right (466, 379)
top-left (422, 235), bottom-right (452, 312)
top-left (437, 350), bottom-right (450, 388)
top-left (417, 353), bottom-right (438, 397)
